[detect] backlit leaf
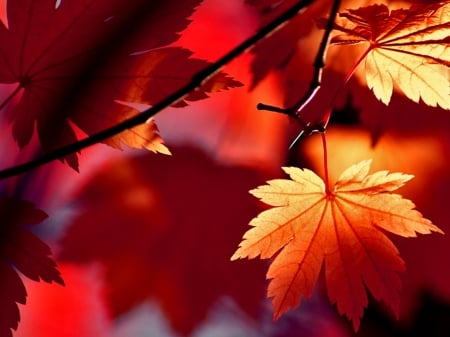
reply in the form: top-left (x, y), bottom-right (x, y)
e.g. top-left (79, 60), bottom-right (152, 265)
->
top-left (329, 2), bottom-right (450, 108)
top-left (232, 160), bottom-right (443, 330)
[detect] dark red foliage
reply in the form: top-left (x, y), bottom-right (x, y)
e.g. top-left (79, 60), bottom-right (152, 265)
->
top-left (58, 146), bottom-right (267, 334)
top-left (0, 0), bottom-right (241, 170)
top-left (0, 198), bottom-right (63, 337)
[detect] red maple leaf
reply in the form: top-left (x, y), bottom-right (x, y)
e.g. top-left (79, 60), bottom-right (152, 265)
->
top-left (0, 0), bottom-right (241, 170)
top-left (58, 146), bottom-right (266, 334)
top-left (0, 198), bottom-right (63, 337)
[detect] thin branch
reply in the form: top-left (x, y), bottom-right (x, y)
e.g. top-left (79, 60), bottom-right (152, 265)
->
top-left (257, 0), bottom-right (342, 124)
top-left (0, 0), bottom-right (316, 180)
top-left (292, 0), bottom-right (341, 114)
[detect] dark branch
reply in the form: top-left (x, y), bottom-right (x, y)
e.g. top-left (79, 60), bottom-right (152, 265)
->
top-left (292, 0), bottom-right (341, 114)
top-left (0, 0), bottom-right (316, 180)
top-left (257, 0), bottom-right (342, 127)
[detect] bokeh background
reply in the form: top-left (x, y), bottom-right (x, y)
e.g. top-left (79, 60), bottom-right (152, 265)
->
top-left (0, 0), bottom-right (448, 336)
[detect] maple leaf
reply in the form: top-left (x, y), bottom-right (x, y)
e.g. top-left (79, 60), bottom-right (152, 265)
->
top-left (0, 0), bottom-right (241, 170)
top-left (58, 146), bottom-right (266, 335)
top-left (231, 159), bottom-right (443, 331)
top-left (329, 2), bottom-right (450, 108)
top-left (0, 198), bottom-right (63, 337)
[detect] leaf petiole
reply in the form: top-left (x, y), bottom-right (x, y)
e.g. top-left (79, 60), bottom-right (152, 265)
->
top-left (321, 131), bottom-right (331, 194)
top-left (342, 45), bottom-right (372, 86)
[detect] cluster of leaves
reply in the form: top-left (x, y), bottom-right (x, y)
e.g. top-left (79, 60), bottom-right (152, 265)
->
top-left (0, 0), bottom-right (242, 335)
top-left (232, 0), bottom-right (450, 331)
top-left (0, 0), bottom-right (241, 170)
top-left (0, 0), bottom-right (448, 336)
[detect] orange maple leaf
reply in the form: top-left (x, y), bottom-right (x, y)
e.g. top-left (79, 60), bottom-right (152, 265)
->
top-left (329, 2), bottom-right (450, 109)
top-left (231, 159), bottom-right (443, 330)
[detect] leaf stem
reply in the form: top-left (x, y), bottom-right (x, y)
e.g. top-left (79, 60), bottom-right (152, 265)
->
top-left (319, 45), bottom-right (371, 125)
top-left (321, 131), bottom-right (331, 194)
top-left (342, 46), bottom-right (372, 86)
top-left (0, 0), bottom-right (316, 180)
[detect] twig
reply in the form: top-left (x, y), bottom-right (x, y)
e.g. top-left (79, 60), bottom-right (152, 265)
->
top-left (0, 0), bottom-right (316, 180)
top-left (258, 0), bottom-right (342, 137)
